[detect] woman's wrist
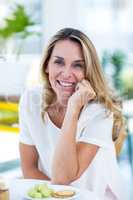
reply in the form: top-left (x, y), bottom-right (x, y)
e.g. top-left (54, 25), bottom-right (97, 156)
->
top-left (67, 101), bottom-right (81, 119)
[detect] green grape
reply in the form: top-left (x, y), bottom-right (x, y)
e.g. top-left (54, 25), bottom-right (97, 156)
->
top-left (41, 189), bottom-right (51, 197)
top-left (27, 189), bottom-right (37, 198)
top-left (27, 183), bottom-right (54, 198)
top-left (37, 184), bottom-right (48, 192)
top-left (34, 192), bottom-right (43, 198)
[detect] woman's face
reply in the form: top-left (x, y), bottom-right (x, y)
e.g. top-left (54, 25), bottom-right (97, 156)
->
top-left (46, 39), bottom-right (85, 106)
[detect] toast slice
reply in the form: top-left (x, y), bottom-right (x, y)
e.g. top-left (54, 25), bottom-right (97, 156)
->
top-left (52, 190), bottom-right (75, 198)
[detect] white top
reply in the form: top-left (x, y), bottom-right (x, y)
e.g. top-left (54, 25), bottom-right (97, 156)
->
top-left (19, 86), bottom-right (127, 200)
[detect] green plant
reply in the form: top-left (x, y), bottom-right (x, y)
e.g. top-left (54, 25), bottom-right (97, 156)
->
top-left (101, 50), bottom-right (110, 69)
top-left (120, 69), bottom-right (133, 99)
top-left (101, 50), bottom-right (126, 92)
top-left (110, 50), bottom-right (126, 90)
top-left (0, 4), bottom-right (41, 55)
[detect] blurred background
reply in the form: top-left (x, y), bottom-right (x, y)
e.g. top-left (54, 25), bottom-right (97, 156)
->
top-left (0, 0), bottom-right (133, 199)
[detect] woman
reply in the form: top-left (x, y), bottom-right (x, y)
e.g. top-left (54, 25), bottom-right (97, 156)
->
top-left (19, 28), bottom-right (126, 199)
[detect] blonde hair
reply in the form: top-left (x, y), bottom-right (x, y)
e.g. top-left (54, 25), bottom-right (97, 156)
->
top-left (41, 28), bottom-right (125, 141)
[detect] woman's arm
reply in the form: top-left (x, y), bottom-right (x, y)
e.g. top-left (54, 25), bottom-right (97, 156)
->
top-left (51, 103), bottom-right (99, 184)
top-left (19, 143), bottom-right (50, 180)
top-left (51, 80), bottom-right (99, 184)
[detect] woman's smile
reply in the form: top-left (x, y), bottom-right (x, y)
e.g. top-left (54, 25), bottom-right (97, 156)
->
top-left (56, 80), bottom-right (76, 91)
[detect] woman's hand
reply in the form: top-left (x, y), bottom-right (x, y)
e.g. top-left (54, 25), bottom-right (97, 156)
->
top-left (68, 79), bottom-right (96, 113)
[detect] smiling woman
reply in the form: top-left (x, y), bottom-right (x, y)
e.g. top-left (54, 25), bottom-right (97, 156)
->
top-left (19, 28), bottom-right (127, 200)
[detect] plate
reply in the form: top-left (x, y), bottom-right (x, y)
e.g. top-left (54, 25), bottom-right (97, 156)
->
top-left (24, 180), bottom-right (81, 200)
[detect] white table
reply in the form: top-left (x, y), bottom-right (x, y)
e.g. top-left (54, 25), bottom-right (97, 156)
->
top-left (9, 179), bottom-right (100, 200)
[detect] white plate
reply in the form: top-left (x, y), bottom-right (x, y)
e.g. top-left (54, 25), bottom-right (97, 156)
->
top-left (24, 180), bottom-right (81, 200)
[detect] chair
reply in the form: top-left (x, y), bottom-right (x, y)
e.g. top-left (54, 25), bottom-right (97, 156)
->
top-left (0, 101), bottom-right (19, 133)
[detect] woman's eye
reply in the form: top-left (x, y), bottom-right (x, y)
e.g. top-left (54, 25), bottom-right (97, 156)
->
top-left (74, 63), bottom-right (83, 68)
top-left (54, 60), bottom-right (64, 65)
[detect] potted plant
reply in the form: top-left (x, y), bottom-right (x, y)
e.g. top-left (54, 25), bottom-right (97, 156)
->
top-left (0, 4), bottom-right (41, 56)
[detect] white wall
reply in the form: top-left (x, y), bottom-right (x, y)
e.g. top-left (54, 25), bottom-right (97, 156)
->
top-left (0, 55), bottom-right (40, 96)
top-left (42, 0), bottom-right (80, 47)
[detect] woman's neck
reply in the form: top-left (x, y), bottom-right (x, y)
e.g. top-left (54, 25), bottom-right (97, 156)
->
top-left (47, 102), bottom-right (67, 129)
top-left (50, 102), bottom-right (67, 116)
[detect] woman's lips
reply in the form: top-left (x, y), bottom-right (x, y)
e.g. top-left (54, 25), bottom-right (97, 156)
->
top-left (57, 80), bottom-right (75, 87)
top-left (56, 80), bottom-right (76, 92)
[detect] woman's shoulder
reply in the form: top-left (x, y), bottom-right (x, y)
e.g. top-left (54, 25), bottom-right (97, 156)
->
top-left (82, 101), bottom-right (106, 115)
top-left (21, 85), bottom-right (42, 100)
top-left (79, 101), bottom-right (113, 121)
top-left (20, 85), bottom-right (43, 112)
top-left (23, 85), bottom-right (42, 95)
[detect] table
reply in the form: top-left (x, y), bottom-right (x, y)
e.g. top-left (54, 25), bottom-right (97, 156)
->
top-left (9, 179), bottom-right (100, 200)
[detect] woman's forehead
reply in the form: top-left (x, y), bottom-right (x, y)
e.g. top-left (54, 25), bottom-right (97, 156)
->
top-left (51, 39), bottom-right (84, 59)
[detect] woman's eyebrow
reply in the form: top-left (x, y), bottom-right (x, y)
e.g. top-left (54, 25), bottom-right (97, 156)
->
top-left (54, 56), bottom-right (64, 60)
top-left (53, 56), bottom-right (84, 63)
top-left (73, 59), bottom-right (85, 63)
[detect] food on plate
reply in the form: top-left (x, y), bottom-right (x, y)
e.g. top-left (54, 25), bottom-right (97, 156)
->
top-left (27, 183), bottom-right (53, 198)
top-left (52, 190), bottom-right (75, 198)
top-left (27, 183), bottom-right (76, 199)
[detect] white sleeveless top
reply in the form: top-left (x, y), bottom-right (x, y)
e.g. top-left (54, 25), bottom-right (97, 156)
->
top-left (19, 86), bottom-right (127, 200)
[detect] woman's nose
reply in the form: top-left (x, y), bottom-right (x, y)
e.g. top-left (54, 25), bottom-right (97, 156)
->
top-left (62, 66), bottom-right (72, 78)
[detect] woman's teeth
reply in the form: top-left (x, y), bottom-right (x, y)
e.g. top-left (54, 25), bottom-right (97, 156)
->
top-left (58, 80), bottom-right (74, 87)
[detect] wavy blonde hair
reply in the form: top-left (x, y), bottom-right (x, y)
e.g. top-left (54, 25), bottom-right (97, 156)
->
top-left (41, 28), bottom-right (125, 141)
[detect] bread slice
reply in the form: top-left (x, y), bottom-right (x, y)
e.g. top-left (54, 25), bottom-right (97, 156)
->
top-left (52, 190), bottom-right (75, 198)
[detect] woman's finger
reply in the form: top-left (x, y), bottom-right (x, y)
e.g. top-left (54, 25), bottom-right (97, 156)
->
top-left (75, 81), bottom-right (84, 90)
